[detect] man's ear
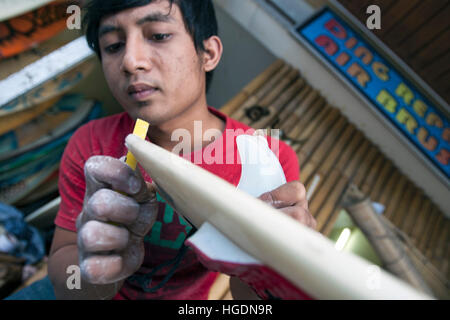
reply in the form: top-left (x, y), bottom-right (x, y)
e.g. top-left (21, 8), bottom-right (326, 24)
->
top-left (201, 35), bottom-right (223, 72)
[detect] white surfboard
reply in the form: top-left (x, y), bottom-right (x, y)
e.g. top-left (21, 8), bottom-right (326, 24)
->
top-left (0, 36), bottom-right (95, 116)
top-left (0, 96), bottom-right (95, 161)
top-left (0, 162), bottom-right (59, 205)
top-left (0, 0), bottom-right (54, 22)
top-left (125, 133), bottom-right (432, 300)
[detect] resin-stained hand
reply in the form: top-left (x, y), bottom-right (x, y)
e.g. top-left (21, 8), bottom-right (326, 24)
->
top-left (76, 155), bottom-right (158, 284)
top-left (258, 181), bottom-right (317, 230)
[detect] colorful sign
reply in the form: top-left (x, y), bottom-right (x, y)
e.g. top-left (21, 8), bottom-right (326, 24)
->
top-left (297, 8), bottom-right (450, 179)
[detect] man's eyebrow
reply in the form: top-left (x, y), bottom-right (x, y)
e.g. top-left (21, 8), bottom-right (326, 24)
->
top-left (137, 12), bottom-right (175, 25)
top-left (98, 25), bottom-right (121, 38)
top-left (98, 12), bottom-right (174, 38)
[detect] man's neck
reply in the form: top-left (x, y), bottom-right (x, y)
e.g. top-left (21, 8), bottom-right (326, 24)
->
top-left (147, 105), bottom-right (226, 153)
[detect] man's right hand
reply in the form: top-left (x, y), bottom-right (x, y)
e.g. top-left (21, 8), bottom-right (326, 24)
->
top-left (76, 155), bottom-right (158, 285)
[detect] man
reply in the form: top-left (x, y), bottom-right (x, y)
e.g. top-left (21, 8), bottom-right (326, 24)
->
top-left (48, 0), bottom-right (316, 300)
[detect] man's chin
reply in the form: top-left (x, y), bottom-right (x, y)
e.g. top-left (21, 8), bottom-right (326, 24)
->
top-left (132, 106), bottom-right (171, 126)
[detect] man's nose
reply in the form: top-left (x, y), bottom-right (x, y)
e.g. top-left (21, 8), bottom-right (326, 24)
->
top-left (120, 37), bottom-right (152, 74)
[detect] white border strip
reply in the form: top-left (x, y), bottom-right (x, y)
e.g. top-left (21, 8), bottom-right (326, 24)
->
top-left (0, 36), bottom-right (95, 106)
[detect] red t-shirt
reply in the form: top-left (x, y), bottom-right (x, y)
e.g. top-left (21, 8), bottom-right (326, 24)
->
top-left (55, 107), bottom-right (299, 299)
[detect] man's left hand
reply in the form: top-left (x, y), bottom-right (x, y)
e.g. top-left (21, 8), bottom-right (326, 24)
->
top-left (258, 181), bottom-right (317, 230)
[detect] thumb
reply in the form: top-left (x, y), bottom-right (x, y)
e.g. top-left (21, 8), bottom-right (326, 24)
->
top-left (258, 191), bottom-right (292, 209)
top-left (130, 169), bottom-right (155, 203)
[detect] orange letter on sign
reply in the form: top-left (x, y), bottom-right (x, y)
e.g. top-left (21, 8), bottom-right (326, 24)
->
top-left (325, 19), bottom-right (347, 39)
top-left (354, 46), bottom-right (373, 65)
top-left (347, 62), bottom-right (371, 88)
top-left (336, 52), bottom-right (350, 66)
top-left (417, 128), bottom-right (437, 151)
top-left (442, 128), bottom-right (450, 142)
top-left (372, 62), bottom-right (390, 82)
top-left (315, 35), bottom-right (338, 56)
top-left (436, 149), bottom-right (450, 166)
top-left (426, 113), bottom-right (444, 128)
top-left (345, 37), bottom-right (357, 49)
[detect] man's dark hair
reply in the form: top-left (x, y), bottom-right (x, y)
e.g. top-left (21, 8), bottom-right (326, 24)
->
top-left (83, 0), bottom-right (219, 92)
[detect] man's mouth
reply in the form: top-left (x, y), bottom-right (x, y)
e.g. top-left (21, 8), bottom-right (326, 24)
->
top-left (127, 83), bottom-right (159, 101)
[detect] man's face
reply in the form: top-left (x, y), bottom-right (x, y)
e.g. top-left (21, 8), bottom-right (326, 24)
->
top-left (98, 0), bottom-right (207, 125)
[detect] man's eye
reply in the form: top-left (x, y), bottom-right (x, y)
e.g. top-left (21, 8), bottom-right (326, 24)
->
top-left (104, 43), bottom-right (123, 54)
top-left (152, 33), bottom-right (171, 41)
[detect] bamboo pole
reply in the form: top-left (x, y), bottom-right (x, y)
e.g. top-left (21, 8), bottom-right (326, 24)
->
top-left (257, 69), bottom-right (300, 106)
top-left (410, 200), bottom-right (432, 246)
top-left (383, 215), bottom-right (449, 299)
top-left (302, 124), bottom-right (355, 188)
top-left (432, 220), bottom-right (449, 262)
top-left (392, 183), bottom-right (416, 228)
top-left (220, 59), bottom-right (284, 116)
top-left (277, 87), bottom-right (315, 132)
top-left (360, 156), bottom-right (385, 194)
top-left (238, 69), bottom-right (300, 126)
top-left (313, 170), bottom-right (349, 231)
top-left (368, 161), bottom-right (393, 201)
top-left (231, 64), bottom-right (292, 121)
top-left (274, 82), bottom-right (310, 129)
top-left (351, 147), bottom-right (379, 187)
top-left (319, 130), bottom-right (365, 235)
top-left (377, 170), bottom-right (401, 211)
top-left (339, 140), bottom-right (367, 180)
top-left (426, 213), bottom-right (445, 262)
top-left (295, 107), bottom-right (340, 165)
top-left (418, 208), bottom-right (440, 253)
top-left (405, 245), bottom-right (449, 299)
top-left (288, 98), bottom-right (328, 151)
top-left (334, 131), bottom-right (365, 176)
top-left (400, 190), bottom-right (425, 233)
top-left (250, 76), bottom-right (304, 129)
top-left (228, 63), bottom-right (291, 120)
top-left (384, 175), bottom-right (408, 220)
top-left (342, 184), bottom-right (435, 297)
top-left (306, 126), bottom-right (359, 232)
top-left (289, 102), bottom-right (331, 150)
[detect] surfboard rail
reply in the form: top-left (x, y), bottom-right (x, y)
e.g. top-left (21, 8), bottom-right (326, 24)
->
top-left (125, 134), bottom-right (433, 300)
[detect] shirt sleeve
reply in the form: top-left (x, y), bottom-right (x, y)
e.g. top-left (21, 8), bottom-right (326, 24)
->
top-left (280, 140), bottom-right (300, 182)
top-left (54, 124), bottom-right (90, 232)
